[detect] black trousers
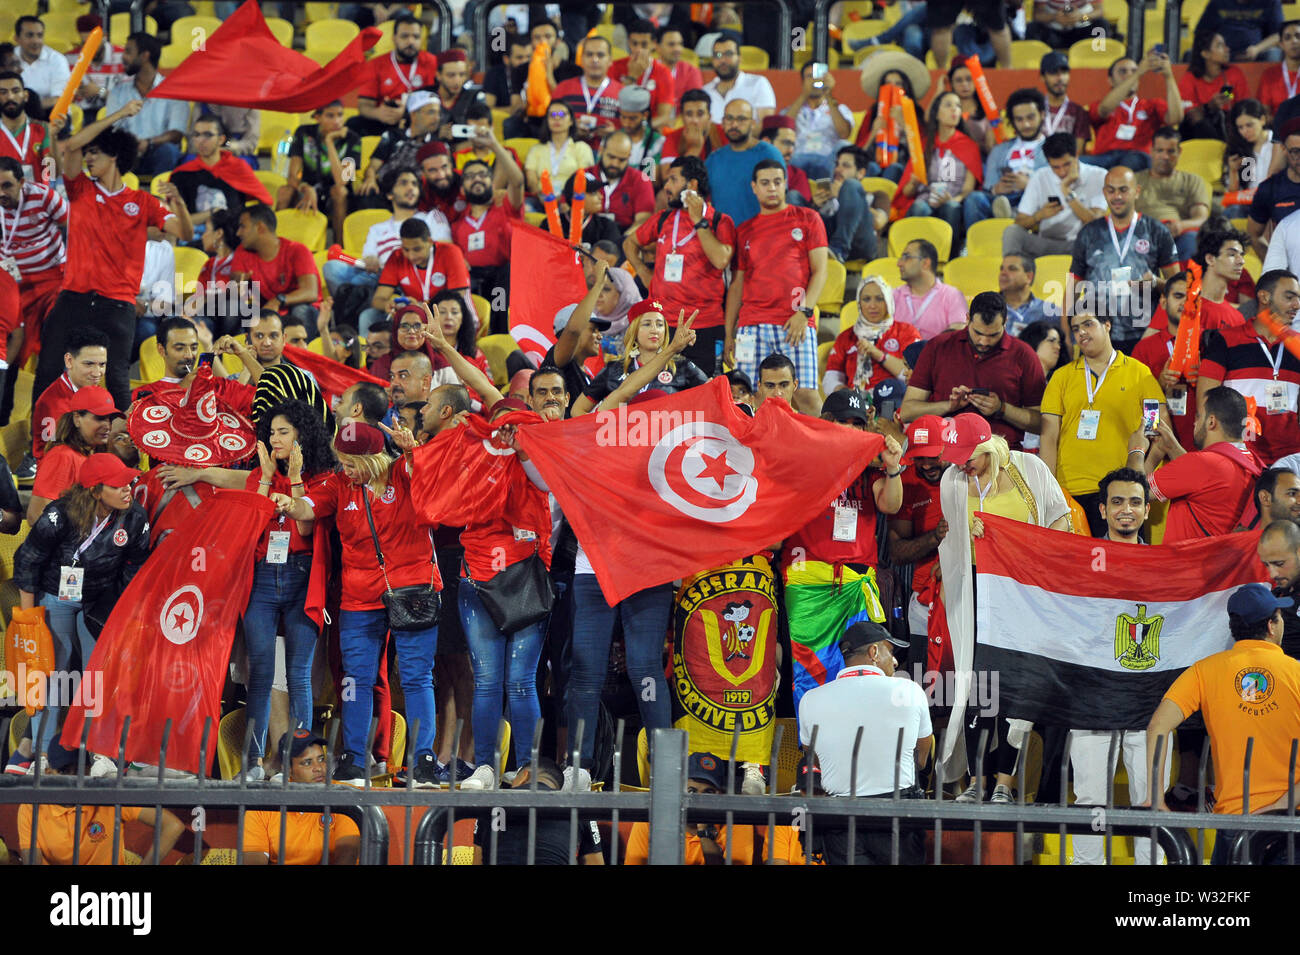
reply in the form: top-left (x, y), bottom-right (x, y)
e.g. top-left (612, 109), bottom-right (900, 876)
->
top-left (812, 791), bottom-right (927, 865)
top-left (35, 291), bottom-right (136, 413)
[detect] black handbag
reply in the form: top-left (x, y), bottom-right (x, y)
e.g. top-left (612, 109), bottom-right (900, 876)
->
top-left (464, 546), bottom-right (554, 634)
top-left (361, 487), bottom-right (441, 631)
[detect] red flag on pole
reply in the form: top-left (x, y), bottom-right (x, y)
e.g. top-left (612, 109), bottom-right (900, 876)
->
top-left (282, 344), bottom-right (388, 409)
top-left (61, 490), bottom-right (275, 773)
top-left (150, 0), bottom-right (381, 112)
top-left (515, 377), bottom-right (884, 603)
top-left (508, 220), bottom-right (586, 364)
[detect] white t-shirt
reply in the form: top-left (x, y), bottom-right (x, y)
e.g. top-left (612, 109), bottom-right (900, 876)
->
top-left (361, 210), bottom-right (453, 266)
top-left (704, 72), bottom-right (777, 124)
top-left (795, 101), bottom-right (854, 157)
top-left (1018, 161), bottom-right (1107, 242)
top-left (797, 664), bottom-right (932, 797)
top-left (139, 239), bottom-right (176, 311)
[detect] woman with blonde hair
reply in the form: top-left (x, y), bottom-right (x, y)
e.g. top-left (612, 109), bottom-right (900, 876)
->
top-left (570, 299), bottom-right (709, 416)
top-left (822, 275), bottom-right (920, 394)
top-left (933, 413), bottom-right (1072, 804)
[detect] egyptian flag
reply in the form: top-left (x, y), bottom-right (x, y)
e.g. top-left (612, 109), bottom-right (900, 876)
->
top-left (508, 220), bottom-right (585, 364)
top-left (62, 491), bottom-right (274, 774)
top-left (150, 0), bottom-right (380, 113)
top-left (169, 151), bottom-right (273, 220)
top-left (973, 515), bottom-right (1268, 730)
top-left (516, 377), bottom-right (882, 604)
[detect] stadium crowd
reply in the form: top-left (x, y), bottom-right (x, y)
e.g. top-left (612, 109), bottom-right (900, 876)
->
top-left (5, 0), bottom-right (1300, 866)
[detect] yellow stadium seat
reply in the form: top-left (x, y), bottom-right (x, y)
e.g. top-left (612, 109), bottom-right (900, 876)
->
top-left (888, 217), bottom-right (953, 262)
top-left (773, 718), bottom-right (803, 795)
top-left (490, 108), bottom-right (509, 141)
top-left (859, 176), bottom-right (897, 202)
top-left (1068, 36), bottom-right (1126, 70)
top-left (109, 12), bottom-right (158, 46)
top-left (264, 16), bottom-right (295, 47)
top-left (740, 46), bottom-right (770, 70)
top-left (840, 19), bottom-right (888, 58)
top-left (258, 110), bottom-right (300, 155)
top-left (1009, 39), bottom-right (1053, 69)
top-left (943, 256), bottom-right (1002, 299)
top-left (254, 169), bottom-right (287, 196)
top-left (503, 137), bottom-right (540, 160)
top-left (275, 208), bottom-right (328, 252)
top-left (492, 720), bottom-right (512, 779)
top-left (1177, 138), bottom-right (1227, 185)
top-left (358, 135), bottom-right (381, 184)
top-left (471, 294), bottom-right (491, 331)
top-left (966, 218), bottom-right (1014, 258)
top-left (150, 171), bottom-right (171, 198)
top-left (636, 727), bottom-right (650, 787)
top-left (138, 336), bottom-right (166, 383)
top-left (170, 15), bottom-right (221, 46)
top-left (302, 48), bottom-right (337, 66)
top-left (368, 19), bottom-right (396, 56)
top-left (342, 208), bottom-right (390, 257)
top-left (839, 301), bottom-right (859, 333)
top-left (679, 49), bottom-right (699, 66)
top-left (159, 43), bottom-right (191, 70)
top-left (40, 12), bottom-right (81, 51)
top-left (523, 211), bottom-right (546, 228)
top-left (1032, 254), bottom-right (1073, 300)
top-left (305, 19), bottom-right (360, 53)
top-left (478, 334), bottom-right (518, 387)
top-left (122, 172), bottom-right (140, 191)
top-left (303, 2), bottom-right (339, 23)
top-left (817, 340), bottom-right (834, 396)
top-left (851, 110), bottom-right (867, 139)
top-left (172, 245), bottom-right (209, 295)
top-left (1245, 251), bottom-right (1264, 282)
top-left (859, 256), bottom-right (901, 284)
top-left (817, 257), bottom-right (848, 316)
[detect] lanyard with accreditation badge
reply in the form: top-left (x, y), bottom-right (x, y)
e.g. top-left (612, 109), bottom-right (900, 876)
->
top-left (1077, 348), bottom-right (1117, 441)
top-left (59, 514), bottom-right (113, 601)
top-left (1260, 337), bottom-right (1290, 413)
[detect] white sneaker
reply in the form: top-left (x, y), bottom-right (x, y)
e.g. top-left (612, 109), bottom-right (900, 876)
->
top-left (129, 762), bottom-right (197, 780)
top-left (990, 783), bottom-right (1015, 805)
top-left (459, 765), bottom-right (496, 790)
top-left (88, 753), bottom-right (120, 778)
top-left (562, 766), bottom-right (592, 792)
top-left (954, 780), bottom-right (983, 804)
top-left (741, 762), bottom-right (765, 795)
top-left (242, 765), bottom-right (265, 783)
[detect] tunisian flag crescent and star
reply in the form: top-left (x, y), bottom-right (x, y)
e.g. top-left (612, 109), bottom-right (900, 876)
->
top-left (508, 220), bottom-right (586, 364)
top-left (516, 377), bottom-right (884, 603)
top-left (150, 0), bottom-right (380, 113)
top-left (61, 491), bottom-right (274, 773)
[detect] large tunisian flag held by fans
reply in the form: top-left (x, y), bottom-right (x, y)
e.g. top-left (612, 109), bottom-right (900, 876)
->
top-left (282, 344), bottom-right (388, 409)
top-left (150, 0), bottom-right (380, 112)
top-left (508, 220), bottom-right (586, 363)
top-left (516, 377), bottom-right (884, 603)
top-left (973, 515), bottom-right (1268, 730)
top-left (62, 491), bottom-right (275, 773)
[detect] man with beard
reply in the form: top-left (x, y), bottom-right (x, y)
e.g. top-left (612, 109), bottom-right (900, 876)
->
top-left (578, 130), bottom-right (654, 233)
top-left (450, 130), bottom-right (524, 335)
top-left (1258, 518), bottom-right (1300, 658)
top-left (1039, 52), bottom-right (1091, 158)
top-left (702, 32), bottom-right (775, 123)
top-left (626, 155), bottom-right (736, 371)
top-left (418, 141), bottom-right (466, 221)
top-left (888, 415), bottom-right (951, 663)
top-left (132, 315), bottom-right (254, 412)
top-left (359, 90), bottom-right (442, 194)
top-left (551, 35), bottom-right (623, 145)
top-left (169, 115), bottom-right (273, 233)
top-left (433, 48), bottom-right (485, 149)
top-left (0, 71), bottom-right (50, 176)
top-left (972, 88), bottom-right (1048, 222)
top-left (102, 33), bottom-right (189, 177)
top-left (705, 99), bottom-right (785, 227)
top-left (354, 13), bottom-right (438, 138)
top-left (230, 203), bottom-right (319, 327)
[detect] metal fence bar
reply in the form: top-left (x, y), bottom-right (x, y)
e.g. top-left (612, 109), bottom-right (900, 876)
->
top-left (569, 718), bottom-right (586, 866)
top-left (489, 717), bottom-right (504, 866)
top-left (802, 725), bottom-right (817, 866)
top-left (1104, 730), bottom-right (1118, 866)
top-left (725, 720), bottom-right (740, 866)
top-left (1165, 0), bottom-right (1183, 62)
top-left (1125, 0), bottom-right (1147, 60)
top-left (648, 728), bottom-right (687, 865)
top-left (610, 718), bottom-right (625, 867)
top-left (972, 727), bottom-right (988, 866)
top-left (891, 727), bottom-right (903, 865)
top-left (1196, 734), bottom-right (1210, 862)
top-left (1289, 740), bottom-right (1297, 866)
top-left (112, 716), bottom-right (129, 866)
top-left (525, 717), bottom-right (544, 866)
top-left (401, 718), bottom-right (420, 866)
top-left (1014, 727), bottom-right (1027, 866)
top-left (1242, 735), bottom-right (1255, 816)
top-left (1058, 728), bottom-right (1070, 866)
top-left (765, 721), bottom-right (783, 865)
top-left (72, 714), bottom-right (92, 866)
top-left (933, 722), bottom-right (950, 865)
top-left (847, 726), bottom-right (863, 866)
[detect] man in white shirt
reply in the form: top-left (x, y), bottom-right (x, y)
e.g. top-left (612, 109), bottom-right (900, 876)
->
top-left (798, 618), bottom-right (930, 864)
top-left (703, 33), bottom-right (775, 124)
top-left (1262, 207), bottom-right (1300, 291)
top-left (136, 239), bottom-right (177, 348)
top-left (1004, 131), bottom-right (1106, 258)
top-left (15, 16), bottom-right (71, 112)
top-left (103, 32), bottom-right (191, 177)
top-left (782, 61), bottom-right (854, 182)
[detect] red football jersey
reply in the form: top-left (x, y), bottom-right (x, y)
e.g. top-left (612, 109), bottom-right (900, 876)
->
top-left (62, 171), bottom-right (172, 303)
top-left (378, 241), bottom-right (470, 299)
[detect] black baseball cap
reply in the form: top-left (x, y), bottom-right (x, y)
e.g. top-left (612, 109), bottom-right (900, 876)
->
top-left (1041, 51), bottom-right (1069, 74)
top-left (822, 387), bottom-right (871, 423)
top-left (840, 619), bottom-right (909, 656)
top-left (688, 752), bottom-right (730, 790)
top-left (277, 728), bottom-right (328, 760)
top-left (873, 376), bottom-right (907, 419)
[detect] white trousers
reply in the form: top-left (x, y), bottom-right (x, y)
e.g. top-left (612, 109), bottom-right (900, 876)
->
top-left (1068, 729), bottom-right (1171, 865)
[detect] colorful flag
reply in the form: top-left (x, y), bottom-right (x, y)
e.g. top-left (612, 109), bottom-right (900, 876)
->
top-left (61, 491), bottom-right (275, 773)
top-left (150, 0), bottom-right (380, 112)
top-left (785, 561), bottom-right (885, 713)
top-left (973, 514), bottom-right (1268, 730)
top-left (516, 377), bottom-right (883, 604)
top-left (507, 220), bottom-right (585, 363)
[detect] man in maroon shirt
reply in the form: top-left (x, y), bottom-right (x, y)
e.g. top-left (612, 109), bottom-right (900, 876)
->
top-left (230, 203), bottom-right (320, 326)
top-left (608, 18), bottom-right (675, 130)
top-left (579, 130), bottom-right (655, 233)
top-left (551, 34), bottom-right (623, 145)
top-left (899, 291), bottom-right (1046, 450)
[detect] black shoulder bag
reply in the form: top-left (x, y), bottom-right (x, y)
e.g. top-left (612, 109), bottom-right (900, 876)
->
top-left (462, 542), bottom-right (555, 635)
top-left (361, 487), bottom-right (441, 631)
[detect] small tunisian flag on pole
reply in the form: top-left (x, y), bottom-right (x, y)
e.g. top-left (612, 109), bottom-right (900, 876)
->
top-left (62, 490), bottom-right (275, 773)
top-left (508, 220), bottom-right (586, 363)
top-left (516, 377), bottom-right (883, 603)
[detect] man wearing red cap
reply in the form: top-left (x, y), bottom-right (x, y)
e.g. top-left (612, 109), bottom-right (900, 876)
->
top-left (552, 35), bottom-right (623, 144)
top-left (433, 48), bottom-right (486, 148)
top-left (354, 13), bottom-right (438, 138)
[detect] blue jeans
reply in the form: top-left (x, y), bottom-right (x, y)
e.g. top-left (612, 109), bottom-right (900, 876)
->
top-left (1082, 150), bottom-right (1151, 172)
top-left (850, 4), bottom-right (926, 60)
top-left (909, 197), bottom-right (965, 246)
top-left (1174, 231), bottom-right (1197, 261)
top-left (136, 142), bottom-right (181, 177)
top-left (962, 190), bottom-right (994, 231)
top-left (459, 575), bottom-right (544, 767)
top-left (865, 161), bottom-right (905, 183)
top-left (827, 178), bottom-right (879, 262)
top-left (242, 554), bottom-right (318, 759)
top-left (321, 259), bottom-right (378, 299)
top-left (792, 150), bottom-right (840, 182)
top-left (338, 608), bottom-right (437, 764)
top-left (568, 576), bottom-right (671, 767)
top-left (32, 593), bottom-right (95, 754)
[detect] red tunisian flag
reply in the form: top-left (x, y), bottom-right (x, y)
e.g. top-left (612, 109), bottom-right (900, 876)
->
top-left (508, 220), bottom-right (586, 363)
top-left (282, 344), bottom-right (388, 409)
top-left (516, 377), bottom-right (884, 603)
top-left (62, 490), bottom-right (275, 773)
top-left (151, 0), bottom-right (380, 112)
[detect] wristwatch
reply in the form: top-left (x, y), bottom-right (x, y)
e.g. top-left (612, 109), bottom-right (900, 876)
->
top-left (693, 219), bottom-right (709, 230)
top-left (275, 293), bottom-right (287, 309)
top-left (798, 306), bottom-right (815, 317)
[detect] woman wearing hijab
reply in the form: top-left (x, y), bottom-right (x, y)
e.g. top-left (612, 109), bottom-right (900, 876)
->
top-left (822, 275), bottom-right (920, 394)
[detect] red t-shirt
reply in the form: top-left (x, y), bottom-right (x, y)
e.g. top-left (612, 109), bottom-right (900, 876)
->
top-left (303, 464), bottom-right (441, 611)
top-left (244, 468), bottom-right (329, 563)
top-left (781, 470), bottom-right (881, 569)
top-left (62, 171), bottom-right (172, 303)
top-left (825, 321), bottom-right (922, 390)
top-left (0, 119), bottom-right (51, 176)
top-left (658, 124), bottom-right (722, 164)
top-left (584, 165), bottom-right (656, 230)
top-left (1090, 96), bottom-right (1167, 155)
top-left (197, 251), bottom-right (235, 292)
top-left (360, 51), bottom-right (440, 101)
top-left (552, 75), bottom-right (624, 130)
top-left (1178, 66), bottom-right (1250, 110)
top-left (608, 57), bottom-right (676, 116)
top-left (633, 205), bottom-right (737, 329)
top-left (32, 444), bottom-right (87, 502)
top-left (133, 465), bottom-right (220, 547)
top-left (1149, 444), bottom-right (1259, 542)
top-left (230, 238), bottom-right (319, 305)
top-left (735, 206), bottom-right (828, 327)
top-left (897, 470), bottom-right (944, 595)
top-left (1257, 62), bottom-right (1300, 115)
top-left (31, 374), bottom-right (76, 462)
top-left (1131, 329), bottom-right (1197, 451)
top-left (669, 60), bottom-right (705, 98)
top-left (450, 197), bottom-right (521, 268)
top-left (1200, 296), bottom-right (1247, 332)
top-left (377, 241), bottom-right (470, 300)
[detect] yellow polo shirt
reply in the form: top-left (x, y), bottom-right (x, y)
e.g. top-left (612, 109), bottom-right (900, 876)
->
top-left (1041, 351), bottom-right (1165, 496)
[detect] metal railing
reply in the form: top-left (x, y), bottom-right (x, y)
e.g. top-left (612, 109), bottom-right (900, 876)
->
top-left (4, 709), bottom-right (1299, 865)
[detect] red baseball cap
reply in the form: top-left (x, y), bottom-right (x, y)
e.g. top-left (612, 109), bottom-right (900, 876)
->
top-left (939, 413), bottom-right (993, 464)
top-left (78, 453), bottom-right (139, 489)
top-left (903, 414), bottom-right (947, 461)
top-left (63, 386), bottom-right (120, 419)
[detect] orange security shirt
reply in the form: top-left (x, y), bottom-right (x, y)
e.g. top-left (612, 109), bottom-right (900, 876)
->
top-left (242, 810), bottom-right (360, 865)
top-left (18, 804), bottom-right (142, 865)
top-left (1163, 640), bottom-right (1300, 815)
top-left (623, 823), bottom-right (808, 864)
